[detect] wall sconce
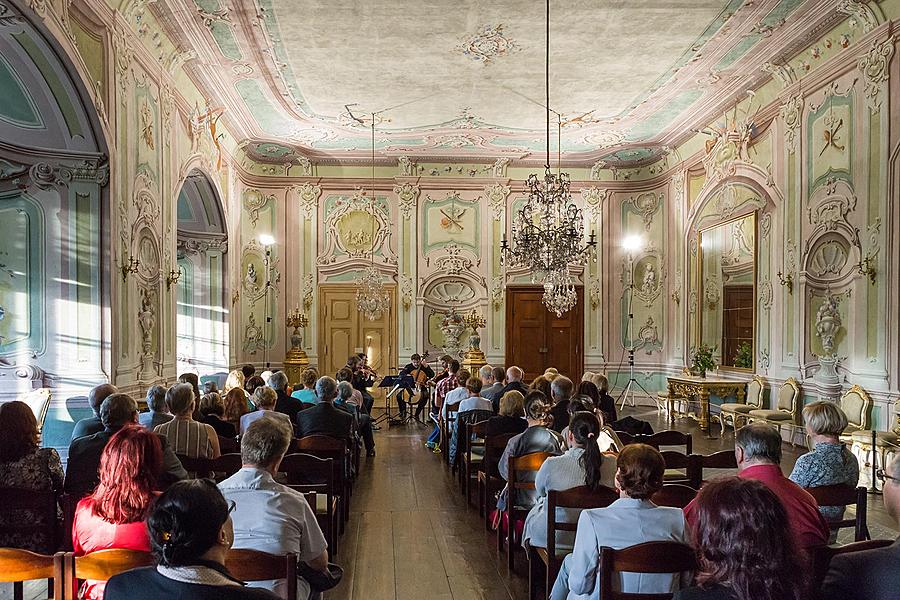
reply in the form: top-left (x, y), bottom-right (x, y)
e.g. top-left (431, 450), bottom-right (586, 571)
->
top-left (120, 255), bottom-right (140, 282)
top-left (857, 254), bottom-right (876, 284)
top-left (776, 270), bottom-right (793, 294)
top-left (166, 268), bottom-right (182, 290)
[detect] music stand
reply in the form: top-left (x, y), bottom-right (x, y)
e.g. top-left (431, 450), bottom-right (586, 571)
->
top-left (372, 374), bottom-right (415, 426)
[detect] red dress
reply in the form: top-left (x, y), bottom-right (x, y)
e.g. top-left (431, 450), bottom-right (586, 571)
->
top-left (72, 497), bottom-right (152, 600)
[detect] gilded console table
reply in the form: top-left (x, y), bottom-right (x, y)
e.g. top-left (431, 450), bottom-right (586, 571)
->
top-left (666, 374), bottom-right (746, 432)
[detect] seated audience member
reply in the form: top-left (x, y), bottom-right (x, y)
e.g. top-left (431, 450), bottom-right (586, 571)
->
top-left (203, 381), bottom-right (219, 395)
top-left (449, 376), bottom-right (494, 465)
top-left (224, 368), bottom-right (249, 397)
top-left (219, 416), bottom-right (329, 598)
top-left (484, 366), bottom-right (507, 413)
top-left (821, 454), bottom-right (900, 600)
top-left (561, 396), bottom-right (622, 453)
top-left (337, 381), bottom-right (375, 457)
top-left (71, 383), bottom-right (117, 440)
top-left (674, 477), bottom-right (804, 600)
top-left (295, 376), bottom-right (353, 442)
top-left (398, 354), bottom-right (434, 420)
top-left (291, 368), bottom-right (319, 404)
top-left (241, 363), bottom-right (256, 380)
top-left (260, 370), bottom-right (274, 384)
top-left (497, 391), bottom-right (564, 511)
top-left (684, 422), bottom-right (828, 551)
top-left (139, 385), bottom-right (173, 430)
top-left (155, 383), bottom-right (221, 459)
top-left (240, 387), bottom-right (291, 435)
top-left (530, 375), bottom-right (553, 399)
top-left (441, 368), bottom-right (472, 419)
top-left (224, 387), bottom-right (249, 429)
top-left (270, 371), bottom-right (304, 422)
top-left (73, 426), bottom-right (162, 600)
top-left (457, 376), bottom-right (492, 414)
top-left (244, 375), bottom-right (266, 398)
top-left (523, 412), bottom-right (617, 552)
top-left (550, 376), bottom-right (575, 434)
top-left (0, 400), bottom-right (64, 552)
top-left (199, 392), bottom-right (237, 439)
top-left (575, 380), bottom-right (600, 407)
top-left (178, 373), bottom-right (203, 418)
top-left (500, 366), bottom-right (528, 398)
top-left (336, 368), bottom-right (364, 406)
top-left (65, 393), bottom-right (187, 496)
top-left (551, 444), bottom-right (689, 600)
top-left (426, 359), bottom-right (461, 449)
top-left (486, 390), bottom-right (528, 437)
top-left (590, 373), bottom-right (617, 423)
top-left (544, 367), bottom-right (559, 380)
top-left (104, 479), bottom-right (280, 600)
top-left (789, 400), bottom-right (859, 530)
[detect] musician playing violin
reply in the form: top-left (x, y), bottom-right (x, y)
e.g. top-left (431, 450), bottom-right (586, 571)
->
top-left (398, 353), bottom-right (435, 421)
top-left (348, 353), bottom-right (376, 415)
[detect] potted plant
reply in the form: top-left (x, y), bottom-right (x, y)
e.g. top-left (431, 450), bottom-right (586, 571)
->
top-left (734, 341), bottom-right (753, 369)
top-left (691, 344), bottom-right (717, 378)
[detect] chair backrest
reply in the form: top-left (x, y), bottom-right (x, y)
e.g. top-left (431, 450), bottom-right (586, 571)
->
top-left (280, 452), bottom-right (334, 489)
top-left (809, 539), bottom-right (893, 596)
top-left (840, 385), bottom-right (872, 431)
top-left (776, 377), bottom-right (801, 415)
top-left (804, 484), bottom-right (868, 541)
top-left (176, 453), bottom-right (243, 481)
top-left (746, 376), bottom-right (764, 409)
top-left (0, 549), bottom-right (64, 585)
top-left (466, 420), bottom-right (489, 459)
top-left (508, 451), bottom-right (552, 509)
top-left (18, 388), bottom-right (52, 433)
top-left (687, 450), bottom-right (737, 488)
top-left (660, 451), bottom-right (696, 487)
top-left (218, 435), bottom-right (240, 453)
top-left (482, 432), bottom-right (517, 478)
top-left (225, 549), bottom-right (298, 600)
top-left (651, 484), bottom-right (698, 509)
top-left (69, 549), bottom-right (155, 594)
top-left (598, 541), bottom-right (697, 600)
top-left (0, 487), bottom-right (59, 551)
top-left (639, 431), bottom-right (692, 454)
top-left (547, 485), bottom-right (618, 558)
top-left (296, 434), bottom-right (346, 452)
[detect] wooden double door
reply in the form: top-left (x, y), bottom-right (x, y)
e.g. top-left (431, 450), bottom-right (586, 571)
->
top-left (318, 284), bottom-right (396, 408)
top-left (505, 286), bottom-right (584, 384)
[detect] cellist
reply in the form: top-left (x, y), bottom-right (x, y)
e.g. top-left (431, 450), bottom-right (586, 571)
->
top-left (398, 353), bottom-right (434, 421)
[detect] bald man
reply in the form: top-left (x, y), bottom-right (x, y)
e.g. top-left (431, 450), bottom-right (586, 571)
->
top-left (71, 383), bottom-right (117, 440)
top-left (499, 366), bottom-right (527, 399)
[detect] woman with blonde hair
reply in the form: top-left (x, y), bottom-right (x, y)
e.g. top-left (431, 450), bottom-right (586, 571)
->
top-left (291, 368), bottom-right (319, 404)
top-left (223, 369), bottom-right (246, 395)
top-left (486, 390), bottom-right (528, 437)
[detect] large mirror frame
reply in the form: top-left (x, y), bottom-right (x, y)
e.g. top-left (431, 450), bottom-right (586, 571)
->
top-left (697, 211), bottom-right (757, 372)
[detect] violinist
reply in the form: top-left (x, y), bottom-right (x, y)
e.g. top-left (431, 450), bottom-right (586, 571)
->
top-left (398, 353), bottom-right (434, 421)
top-left (348, 354), bottom-right (376, 415)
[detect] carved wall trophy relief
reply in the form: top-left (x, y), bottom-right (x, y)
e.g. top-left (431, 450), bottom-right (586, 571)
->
top-left (318, 190), bottom-right (396, 266)
top-left (243, 312), bottom-right (265, 354)
top-left (295, 182), bottom-right (322, 220)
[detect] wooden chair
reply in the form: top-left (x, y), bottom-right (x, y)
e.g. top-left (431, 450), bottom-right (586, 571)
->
top-left (528, 485), bottom-right (618, 600)
top-left (688, 450), bottom-right (738, 489)
top-left (809, 539), bottom-right (893, 597)
top-left (659, 451), bottom-right (695, 487)
top-left (804, 484), bottom-right (870, 542)
top-left (280, 453), bottom-right (339, 556)
top-left (598, 541), bottom-right (696, 600)
top-left (441, 404), bottom-right (460, 463)
top-left (651, 484), bottom-right (698, 509)
top-left (0, 549), bottom-right (64, 600)
top-left (296, 435), bottom-right (352, 526)
top-left (225, 549), bottom-right (297, 600)
top-left (719, 375), bottom-right (764, 435)
top-left (501, 451), bottom-right (552, 573)
top-left (748, 377), bottom-right (801, 444)
top-left (0, 488), bottom-right (59, 553)
top-left (478, 432), bottom-right (517, 528)
top-left (636, 431), bottom-right (692, 454)
top-left (59, 492), bottom-right (82, 552)
top-left (175, 453), bottom-right (243, 482)
top-left (65, 549), bottom-right (155, 599)
top-left (462, 420), bottom-right (488, 505)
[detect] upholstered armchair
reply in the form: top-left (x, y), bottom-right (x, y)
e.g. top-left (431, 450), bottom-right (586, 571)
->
top-left (718, 375), bottom-right (764, 435)
top-left (748, 377), bottom-right (801, 444)
top-left (839, 385), bottom-right (873, 441)
top-left (850, 392), bottom-right (899, 491)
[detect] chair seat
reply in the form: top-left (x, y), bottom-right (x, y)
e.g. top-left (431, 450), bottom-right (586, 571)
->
top-left (720, 403), bottom-right (753, 414)
top-left (749, 409), bottom-right (791, 421)
top-left (850, 430), bottom-right (900, 445)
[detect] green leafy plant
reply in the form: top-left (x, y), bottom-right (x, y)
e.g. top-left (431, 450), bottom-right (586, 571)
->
top-left (691, 344), bottom-right (717, 376)
top-left (734, 341), bottom-right (753, 369)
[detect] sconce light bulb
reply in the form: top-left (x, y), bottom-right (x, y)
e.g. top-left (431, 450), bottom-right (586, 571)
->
top-left (621, 234), bottom-right (643, 251)
top-left (259, 234), bottom-right (276, 246)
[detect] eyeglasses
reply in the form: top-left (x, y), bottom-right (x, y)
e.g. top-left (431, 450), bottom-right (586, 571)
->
top-left (875, 468), bottom-right (898, 484)
top-left (227, 500), bottom-right (237, 514)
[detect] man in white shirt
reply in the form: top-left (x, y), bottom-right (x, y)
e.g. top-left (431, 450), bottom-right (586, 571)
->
top-left (220, 415), bottom-right (328, 599)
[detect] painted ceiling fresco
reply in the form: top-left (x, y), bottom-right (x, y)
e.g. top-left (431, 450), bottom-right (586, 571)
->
top-left (151, 0), bottom-right (845, 165)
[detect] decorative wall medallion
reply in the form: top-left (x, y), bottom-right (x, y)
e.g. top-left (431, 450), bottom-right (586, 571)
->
top-left (857, 37), bottom-right (895, 111)
top-left (759, 280), bottom-right (773, 311)
top-left (242, 189), bottom-right (273, 227)
top-left (633, 256), bottom-right (664, 308)
top-left (241, 240), bottom-right (279, 306)
top-left (704, 276), bottom-right (720, 308)
top-left (427, 280), bottom-right (475, 305)
top-left (634, 316), bottom-right (661, 355)
top-left (400, 274), bottom-right (415, 310)
top-left (243, 313), bottom-right (265, 354)
top-left (581, 187), bottom-right (611, 221)
top-left (319, 191), bottom-right (394, 264)
top-left (583, 130), bottom-right (626, 148)
top-left (135, 228), bottom-right (160, 281)
top-left (393, 182), bottom-right (420, 220)
top-left (295, 182), bottom-right (322, 219)
top-left (624, 192), bottom-right (662, 230)
top-left (809, 237), bottom-right (850, 277)
top-left (455, 24), bottom-right (520, 65)
top-left (485, 183), bottom-right (510, 221)
top-left (780, 94), bottom-right (804, 152)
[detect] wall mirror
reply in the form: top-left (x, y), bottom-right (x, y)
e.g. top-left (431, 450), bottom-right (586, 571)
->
top-left (698, 212), bottom-right (756, 370)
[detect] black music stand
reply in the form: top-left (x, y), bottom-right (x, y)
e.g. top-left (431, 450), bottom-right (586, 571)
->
top-left (372, 374), bottom-right (415, 426)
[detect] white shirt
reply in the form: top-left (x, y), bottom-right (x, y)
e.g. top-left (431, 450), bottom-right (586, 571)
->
top-left (457, 395), bottom-right (492, 413)
top-left (219, 467), bottom-right (328, 599)
top-left (239, 409), bottom-right (292, 434)
top-left (441, 386), bottom-right (470, 419)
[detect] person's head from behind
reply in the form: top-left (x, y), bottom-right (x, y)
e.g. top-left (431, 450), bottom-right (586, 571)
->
top-left (252, 386), bottom-right (277, 410)
top-left (0, 400), bottom-right (39, 462)
top-left (506, 366), bottom-right (523, 383)
top-left (301, 368), bottom-right (318, 390)
top-left (148, 479), bottom-right (234, 567)
top-left (335, 367), bottom-right (353, 383)
top-left (448, 359), bottom-right (461, 376)
top-left (224, 369), bottom-right (245, 394)
top-left (735, 422), bottom-right (782, 469)
top-left (165, 383), bottom-right (195, 419)
top-left (590, 373), bottom-right (610, 394)
top-left (244, 375), bottom-right (265, 395)
top-left (202, 381), bottom-right (217, 395)
top-left (550, 375), bottom-right (575, 404)
top-left (566, 395), bottom-right (596, 418)
top-left (802, 400), bottom-right (848, 441)
top-left (241, 364), bottom-right (255, 379)
top-left (615, 443), bottom-right (664, 499)
top-left (568, 412), bottom-right (607, 491)
top-left (88, 383), bottom-right (117, 418)
top-left (267, 370), bottom-right (288, 393)
top-left (465, 376), bottom-right (483, 397)
top-left (178, 373), bottom-right (201, 402)
top-left (479, 365), bottom-right (494, 385)
top-left (499, 391), bottom-right (525, 417)
top-left (881, 454), bottom-right (900, 522)
top-left (199, 393), bottom-right (224, 418)
top-left (576, 380), bottom-right (600, 405)
top-left (492, 366), bottom-right (506, 385)
top-left (455, 369), bottom-right (470, 387)
top-left (316, 376), bottom-right (338, 403)
top-left (101, 394), bottom-right (139, 431)
top-left (145, 385), bottom-right (168, 414)
top-left (240, 416), bottom-right (293, 473)
top-left (91, 425), bottom-right (163, 524)
top-left (692, 477), bottom-right (803, 600)
top-left (523, 390), bottom-right (552, 426)
top-left (530, 375), bottom-right (551, 398)
top-left (223, 388), bottom-right (248, 422)
top-left (337, 381), bottom-right (354, 403)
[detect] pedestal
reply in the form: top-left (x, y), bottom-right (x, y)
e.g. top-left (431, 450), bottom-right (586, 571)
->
top-left (283, 348), bottom-right (310, 389)
top-left (462, 349), bottom-right (487, 373)
top-left (815, 354), bottom-right (842, 401)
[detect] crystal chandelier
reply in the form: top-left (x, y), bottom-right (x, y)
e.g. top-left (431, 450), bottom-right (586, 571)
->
top-left (500, 0), bottom-right (596, 315)
top-left (355, 113), bottom-right (390, 321)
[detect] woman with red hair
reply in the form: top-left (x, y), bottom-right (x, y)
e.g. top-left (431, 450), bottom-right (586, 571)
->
top-left (72, 424), bottom-right (163, 600)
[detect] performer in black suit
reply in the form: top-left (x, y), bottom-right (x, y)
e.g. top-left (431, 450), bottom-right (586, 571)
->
top-left (398, 353), bottom-right (434, 420)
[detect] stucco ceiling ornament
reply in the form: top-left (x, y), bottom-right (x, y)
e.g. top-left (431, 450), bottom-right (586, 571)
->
top-left (581, 187), bottom-right (610, 222)
top-left (393, 182), bottom-right (420, 221)
top-left (857, 37), bottom-right (895, 112)
top-left (624, 192), bottom-right (662, 231)
top-left (589, 160), bottom-right (608, 181)
top-left (583, 130), bottom-right (626, 149)
top-left (485, 183), bottom-right (510, 221)
top-left (455, 24), bottom-right (520, 65)
top-left (780, 94), bottom-right (804, 153)
top-left (837, 0), bottom-right (883, 33)
top-left (242, 188), bottom-right (273, 228)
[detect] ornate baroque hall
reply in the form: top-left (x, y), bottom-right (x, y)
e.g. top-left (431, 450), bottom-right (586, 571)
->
top-left (2, 0), bottom-right (900, 599)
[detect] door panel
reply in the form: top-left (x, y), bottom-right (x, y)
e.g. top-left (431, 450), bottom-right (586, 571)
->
top-left (546, 287), bottom-right (584, 384)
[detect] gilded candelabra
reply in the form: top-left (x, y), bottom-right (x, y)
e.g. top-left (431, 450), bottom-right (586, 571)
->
top-left (462, 309), bottom-right (487, 372)
top-left (283, 307), bottom-right (310, 387)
